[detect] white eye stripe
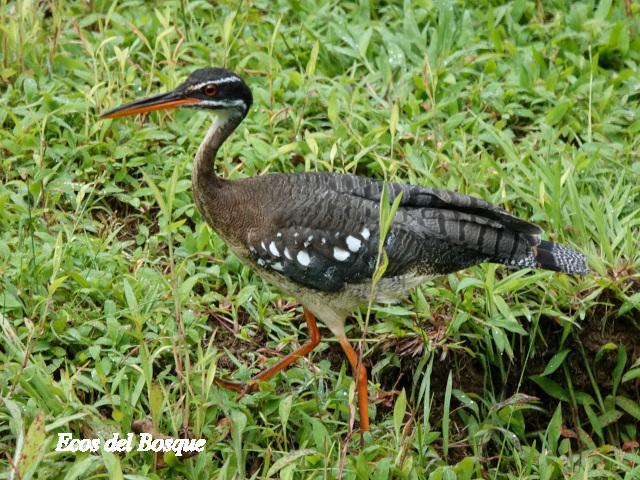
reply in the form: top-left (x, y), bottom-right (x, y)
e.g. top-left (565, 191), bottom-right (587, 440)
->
top-left (197, 99), bottom-right (247, 109)
top-left (188, 78), bottom-right (241, 90)
top-left (188, 82), bottom-right (212, 92)
top-left (212, 76), bottom-right (242, 84)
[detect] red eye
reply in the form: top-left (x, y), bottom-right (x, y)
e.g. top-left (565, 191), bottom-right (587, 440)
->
top-left (203, 84), bottom-right (218, 96)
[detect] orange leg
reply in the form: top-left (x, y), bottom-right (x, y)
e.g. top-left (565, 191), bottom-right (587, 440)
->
top-left (216, 309), bottom-right (321, 394)
top-left (336, 336), bottom-right (370, 432)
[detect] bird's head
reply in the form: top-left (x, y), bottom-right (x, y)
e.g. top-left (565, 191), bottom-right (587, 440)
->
top-left (100, 68), bottom-right (253, 120)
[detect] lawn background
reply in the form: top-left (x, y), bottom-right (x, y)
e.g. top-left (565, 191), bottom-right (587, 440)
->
top-left (1, 0), bottom-right (639, 478)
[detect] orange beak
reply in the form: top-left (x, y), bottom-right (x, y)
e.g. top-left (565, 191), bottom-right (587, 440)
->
top-left (100, 90), bottom-right (200, 119)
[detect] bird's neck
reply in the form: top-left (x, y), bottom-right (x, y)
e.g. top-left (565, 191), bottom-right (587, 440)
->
top-left (192, 110), bottom-right (244, 227)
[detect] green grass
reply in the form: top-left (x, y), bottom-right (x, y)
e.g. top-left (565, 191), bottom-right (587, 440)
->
top-left (2, 0), bottom-right (640, 478)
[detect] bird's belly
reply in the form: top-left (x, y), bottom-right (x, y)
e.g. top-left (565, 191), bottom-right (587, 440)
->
top-left (350, 273), bottom-right (433, 303)
top-left (225, 243), bottom-right (431, 338)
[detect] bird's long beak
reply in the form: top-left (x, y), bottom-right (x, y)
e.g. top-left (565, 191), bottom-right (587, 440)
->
top-left (100, 90), bottom-right (200, 119)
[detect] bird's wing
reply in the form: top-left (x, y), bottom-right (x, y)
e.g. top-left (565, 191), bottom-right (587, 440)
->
top-left (327, 173), bottom-right (543, 262)
top-left (246, 173), bottom-right (542, 292)
top-left (330, 173), bottom-right (542, 242)
top-left (247, 222), bottom-right (380, 292)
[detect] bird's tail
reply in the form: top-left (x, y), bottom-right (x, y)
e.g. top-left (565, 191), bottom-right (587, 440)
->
top-left (503, 240), bottom-right (589, 274)
top-left (534, 240), bottom-right (589, 274)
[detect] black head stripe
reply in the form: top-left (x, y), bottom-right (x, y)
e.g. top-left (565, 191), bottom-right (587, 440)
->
top-left (181, 68), bottom-right (253, 114)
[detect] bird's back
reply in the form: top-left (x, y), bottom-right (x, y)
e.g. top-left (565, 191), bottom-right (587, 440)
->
top-left (207, 172), bottom-right (587, 307)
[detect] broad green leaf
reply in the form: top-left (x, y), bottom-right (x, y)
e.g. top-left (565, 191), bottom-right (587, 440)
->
top-left (442, 371), bottom-right (453, 458)
top-left (358, 28), bottom-right (373, 58)
top-left (583, 403), bottom-right (603, 441)
top-left (306, 41), bottom-right (319, 78)
top-left (266, 449), bottom-right (315, 478)
top-left (541, 350), bottom-right (570, 377)
top-left (599, 409), bottom-right (623, 427)
top-left (595, 342), bottom-right (617, 364)
top-left (612, 344), bottom-right (627, 396)
top-left (594, 0), bottom-right (612, 20)
top-left (48, 275), bottom-right (68, 296)
top-left (101, 450), bottom-right (124, 480)
top-left (390, 103), bottom-right (399, 138)
top-left (62, 456), bottom-right (101, 480)
top-left (222, 12), bottom-right (236, 45)
top-left (455, 276), bottom-right (483, 293)
top-left (490, 314), bottom-right (527, 335)
top-left (546, 403), bottom-right (562, 455)
top-left (617, 396), bottom-right (640, 421)
top-left (327, 93), bottom-right (339, 125)
top-left (231, 410), bottom-right (247, 478)
top-left (16, 411), bottom-right (46, 480)
top-left (354, 450), bottom-right (372, 479)
top-left (531, 376), bottom-right (570, 402)
top-left (545, 101), bottom-right (571, 126)
top-left (454, 456), bottom-right (475, 480)
top-left (279, 395), bottom-right (293, 441)
top-left (123, 279), bottom-right (138, 312)
top-left (178, 274), bottom-right (203, 303)
top-left (393, 388), bottom-right (406, 441)
top-left (149, 383), bottom-right (163, 425)
top-left (622, 368), bottom-right (640, 383)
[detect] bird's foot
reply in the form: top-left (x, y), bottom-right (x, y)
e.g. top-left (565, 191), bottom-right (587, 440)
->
top-left (214, 377), bottom-right (259, 396)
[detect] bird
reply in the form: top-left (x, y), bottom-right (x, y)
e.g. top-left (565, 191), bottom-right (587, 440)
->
top-left (101, 67), bottom-right (589, 432)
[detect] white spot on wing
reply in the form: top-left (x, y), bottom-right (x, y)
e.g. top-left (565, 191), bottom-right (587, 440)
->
top-left (321, 238), bottom-right (327, 245)
top-left (304, 235), bottom-right (314, 247)
top-left (261, 241), bottom-right (267, 251)
top-left (284, 248), bottom-right (292, 260)
top-left (346, 235), bottom-right (362, 252)
top-left (272, 262), bottom-right (283, 271)
top-left (333, 247), bottom-right (350, 261)
top-left (276, 232), bottom-right (282, 238)
top-left (361, 227), bottom-right (371, 239)
top-left (257, 258), bottom-right (265, 266)
top-left (297, 250), bottom-right (311, 266)
top-left (269, 241), bottom-right (280, 257)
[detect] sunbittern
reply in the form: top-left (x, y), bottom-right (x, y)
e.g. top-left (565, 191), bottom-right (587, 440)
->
top-left (101, 68), bottom-right (588, 432)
